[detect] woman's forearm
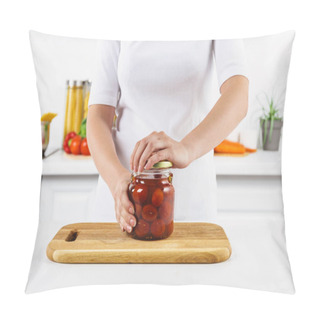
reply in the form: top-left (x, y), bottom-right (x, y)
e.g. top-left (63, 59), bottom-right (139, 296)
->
top-left (181, 75), bottom-right (249, 163)
top-left (87, 105), bottom-right (130, 196)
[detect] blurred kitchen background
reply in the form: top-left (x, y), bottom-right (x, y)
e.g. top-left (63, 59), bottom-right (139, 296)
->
top-left (36, 32), bottom-right (293, 219)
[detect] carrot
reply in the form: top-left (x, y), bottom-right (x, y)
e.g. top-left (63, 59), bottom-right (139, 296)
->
top-left (214, 140), bottom-right (246, 154)
top-left (245, 147), bottom-right (257, 153)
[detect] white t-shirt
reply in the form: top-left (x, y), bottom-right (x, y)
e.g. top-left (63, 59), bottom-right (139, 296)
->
top-left (88, 40), bottom-right (248, 222)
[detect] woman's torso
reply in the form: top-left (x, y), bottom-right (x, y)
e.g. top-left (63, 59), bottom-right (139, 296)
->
top-left (90, 41), bottom-right (218, 222)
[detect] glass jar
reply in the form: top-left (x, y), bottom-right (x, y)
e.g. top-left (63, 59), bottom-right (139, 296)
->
top-left (127, 161), bottom-right (174, 240)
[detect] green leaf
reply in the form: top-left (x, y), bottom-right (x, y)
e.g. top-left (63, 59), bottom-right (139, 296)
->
top-left (263, 119), bottom-right (268, 146)
top-left (270, 98), bottom-right (273, 112)
top-left (269, 117), bottom-right (274, 142)
top-left (79, 117), bottom-right (87, 138)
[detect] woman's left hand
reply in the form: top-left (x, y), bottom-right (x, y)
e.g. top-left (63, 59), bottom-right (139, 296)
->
top-left (130, 131), bottom-right (190, 172)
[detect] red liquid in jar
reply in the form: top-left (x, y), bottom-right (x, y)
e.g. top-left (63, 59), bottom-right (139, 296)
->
top-left (128, 172), bottom-right (174, 240)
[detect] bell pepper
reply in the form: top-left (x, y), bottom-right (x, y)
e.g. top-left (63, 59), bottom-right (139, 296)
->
top-left (63, 131), bottom-right (77, 154)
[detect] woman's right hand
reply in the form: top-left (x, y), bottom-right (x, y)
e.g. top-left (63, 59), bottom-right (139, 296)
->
top-left (112, 171), bottom-right (136, 233)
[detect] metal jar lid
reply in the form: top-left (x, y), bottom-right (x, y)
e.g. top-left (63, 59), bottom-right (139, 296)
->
top-left (152, 160), bottom-right (173, 169)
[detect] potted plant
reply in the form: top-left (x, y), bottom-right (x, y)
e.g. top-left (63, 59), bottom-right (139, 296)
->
top-left (260, 97), bottom-right (283, 151)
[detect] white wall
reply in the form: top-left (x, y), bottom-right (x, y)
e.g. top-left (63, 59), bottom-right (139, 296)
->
top-left (213, 32), bottom-right (295, 143)
top-left (30, 31), bottom-right (98, 149)
top-left (32, 31), bottom-right (294, 150)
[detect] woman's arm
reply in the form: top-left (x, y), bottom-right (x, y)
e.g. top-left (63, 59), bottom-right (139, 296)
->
top-left (181, 75), bottom-right (249, 163)
top-left (131, 75), bottom-right (249, 172)
top-left (87, 105), bottom-right (136, 232)
top-left (87, 105), bottom-right (128, 193)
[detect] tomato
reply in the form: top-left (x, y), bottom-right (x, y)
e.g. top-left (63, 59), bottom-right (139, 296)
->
top-left (151, 188), bottom-right (164, 207)
top-left (70, 135), bottom-right (82, 155)
top-left (80, 137), bottom-right (90, 155)
top-left (132, 184), bottom-right (148, 204)
top-left (159, 201), bottom-right (172, 222)
top-left (135, 204), bottom-right (142, 218)
top-left (134, 219), bottom-right (150, 238)
top-left (142, 204), bottom-right (158, 222)
top-left (163, 185), bottom-right (174, 202)
top-left (166, 220), bottom-right (174, 236)
top-left (151, 219), bottom-right (165, 238)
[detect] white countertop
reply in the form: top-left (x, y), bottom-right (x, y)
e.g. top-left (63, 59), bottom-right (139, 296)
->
top-left (42, 149), bottom-right (281, 176)
top-left (214, 149), bottom-right (281, 175)
top-left (43, 149), bottom-right (98, 175)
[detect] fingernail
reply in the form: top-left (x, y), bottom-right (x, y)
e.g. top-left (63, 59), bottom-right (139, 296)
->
top-left (134, 166), bottom-right (137, 172)
top-left (138, 166), bottom-right (142, 172)
top-left (127, 225), bottom-right (132, 233)
top-left (129, 207), bottom-right (134, 214)
top-left (130, 218), bottom-right (135, 227)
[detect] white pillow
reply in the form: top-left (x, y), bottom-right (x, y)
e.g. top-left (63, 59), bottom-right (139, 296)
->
top-left (26, 30), bottom-right (295, 294)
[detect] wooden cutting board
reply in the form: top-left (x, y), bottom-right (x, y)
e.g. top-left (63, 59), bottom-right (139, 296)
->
top-left (47, 222), bottom-right (232, 264)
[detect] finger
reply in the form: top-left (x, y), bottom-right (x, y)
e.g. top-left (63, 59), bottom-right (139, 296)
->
top-left (130, 141), bottom-right (140, 171)
top-left (130, 132), bottom-right (168, 171)
top-left (139, 139), bottom-right (168, 172)
top-left (133, 131), bottom-right (163, 172)
top-left (115, 199), bottom-right (120, 223)
top-left (133, 138), bottom-right (149, 173)
top-left (130, 132), bottom-right (155, 171)
top-left (121, 192), bottom-right (135, 215)
top-left (116, 211), bottom-right (120, 224)
top-left (145, 150), bottom-right (169, 170)
top-left (117, 214), bottom-right (125, 232)
top-left (120, 211), bottom-right (136, 232)
top-left (120, 216), bottom-right (130, 232)
top-left (135, 132), bottom-right (167, 172)
top-left (121, 208), bottom-right (136, 227)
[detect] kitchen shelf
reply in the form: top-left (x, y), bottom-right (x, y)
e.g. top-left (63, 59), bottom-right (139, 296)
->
top-left (42, 149), bottom-right (281, 176)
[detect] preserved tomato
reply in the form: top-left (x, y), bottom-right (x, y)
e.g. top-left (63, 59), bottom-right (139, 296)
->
top-left (166, 220), bottom-right (174, 235)
top-left (159, 201), bottom-right (172, 222)
top-left (151, 219), bottom-right (165, 238)
top-left (131, 184), bottom-right (148, 204)
top-left (134, 219), bottom-right (150, 238)
top-left (135, 204), bottom-right (142, 218)
top-left (127, 166), bottom-right (174, 240)
top-left (151, 188), bottom-right (164, 207)
top-left (142, 204), bottom-right (158, 222)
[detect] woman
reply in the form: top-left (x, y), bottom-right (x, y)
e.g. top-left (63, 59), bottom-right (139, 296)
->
top-left (87, 40), bottom-right (249, 232)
